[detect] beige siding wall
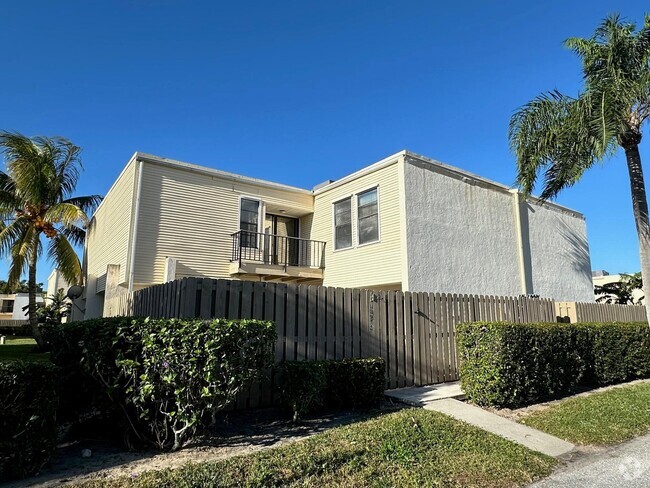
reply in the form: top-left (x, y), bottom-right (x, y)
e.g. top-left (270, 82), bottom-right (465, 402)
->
top-left (85, 160), bottom-right (136, 288)
top-left (83, 160), bottom-right (136, 318)
top-left (133, 160), bottom-right (314, 286)
top-left (311, 159), bottom-right (405, 289)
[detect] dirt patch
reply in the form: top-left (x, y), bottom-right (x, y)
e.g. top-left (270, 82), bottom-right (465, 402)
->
top-left (8, 403), bottom-right (402, 488)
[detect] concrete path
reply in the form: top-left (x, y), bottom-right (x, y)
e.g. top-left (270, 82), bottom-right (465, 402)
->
top-left (385, 382), bottom-right (464, 406)
top-left (530, 433), bottom-right (650, 487)
top-left (425, 398), bottom-right (575, 458)
top-left (385, 384), bottom-right (574, 458)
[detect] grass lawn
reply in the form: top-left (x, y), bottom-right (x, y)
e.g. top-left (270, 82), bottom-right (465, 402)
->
top-left (75, 408), bottom-right (555, 488)
top-left (520, 382), bottom-right (650, 446)
top-left (0, 336), bottom-right (49, 362)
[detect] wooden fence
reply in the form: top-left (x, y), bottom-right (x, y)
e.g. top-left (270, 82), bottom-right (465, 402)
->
top-left (112, 278), bottom-right (558, 408)
top-left (556, 300), bottom-right (647, 323)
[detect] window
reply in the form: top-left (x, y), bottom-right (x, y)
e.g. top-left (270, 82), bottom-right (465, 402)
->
top-left (334, 198), bottom-right (352, 249)
top-left (240, 198), bottom-right (260, 247)
top-left (357, 188), bottom-right (379, 245)
top-left (0, 300), bottom-right (14, 313)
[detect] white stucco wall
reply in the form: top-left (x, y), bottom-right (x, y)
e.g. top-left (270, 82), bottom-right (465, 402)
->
top-left (402, 155), bottom-right (593, 301)
top-left (403, 157), bottom-right (522, 296)
top-left (525, 202), bottom-right (594, 301)
top-left (12, 293), bottom-right (44, 320)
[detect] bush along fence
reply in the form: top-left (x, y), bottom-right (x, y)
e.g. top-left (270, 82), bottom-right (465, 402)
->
top-left (457, 321), bottom-right (650, 408)
top-left (107, 278), bottom-right (561, 405)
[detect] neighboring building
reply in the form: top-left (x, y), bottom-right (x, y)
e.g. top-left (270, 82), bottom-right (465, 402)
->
top-left (0, 293), bottom-right (44, 321)
top-left (592, 270), bottom-right (644, 304)
top-left (47, 269), bottom-right (72, 301)
top-left (81, 150), bottom-right (594, 319)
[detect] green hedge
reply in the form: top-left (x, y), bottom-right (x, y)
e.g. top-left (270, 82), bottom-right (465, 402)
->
top-left (280, 358), bottom-right (385, 419)
top-left (0, 361), bottom-right (59, 480)
top-left (50, 317), bottom-right (276, 450)
top-left (457, 322), bottom-right (650, 408)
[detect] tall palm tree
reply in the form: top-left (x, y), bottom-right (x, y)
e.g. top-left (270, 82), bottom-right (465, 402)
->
top-left (0, 132), bottom-right (101, 348)
top-left (509, 14), bottom-right (650, 321)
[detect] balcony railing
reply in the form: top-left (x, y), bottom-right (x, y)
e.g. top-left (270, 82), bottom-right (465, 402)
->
top-left (231, 230), bottom-right (326, 269)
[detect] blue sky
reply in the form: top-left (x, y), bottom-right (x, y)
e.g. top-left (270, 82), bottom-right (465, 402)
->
top-left (1, 0), bottom-right (647, 287)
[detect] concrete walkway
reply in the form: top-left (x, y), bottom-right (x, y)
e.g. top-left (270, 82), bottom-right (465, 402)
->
top-left (385, 384), bottom-right (575, 458)
top-left (425, 398), bottom-right (575, 458)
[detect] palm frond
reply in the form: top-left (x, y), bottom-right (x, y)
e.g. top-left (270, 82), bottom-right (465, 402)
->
top-left (7, 226), bottom-right (38, 288)
top-left (44, 202), bottom-right (89, 227)
top-left (61, 195), bottom-right (102, 216)
top-left (47, 235), bottom-right (82, 285)
top-left (59, 225), bottom-right (86, 247)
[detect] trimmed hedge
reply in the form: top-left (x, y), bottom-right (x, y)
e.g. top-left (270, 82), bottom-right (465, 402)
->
top-left (0, 361), bottom-right (59, 480)
top-left (49, 317), bottom-right (276, 450)
top-left (457, 322), bottom-right (650, 408)
top-left (280, 358), bottom-right (385, 419)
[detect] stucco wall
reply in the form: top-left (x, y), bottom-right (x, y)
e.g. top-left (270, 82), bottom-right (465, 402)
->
top-left (403, 157), bottom-right (522, 296)
top-left (402, 155), bottom-right (593, 301)
top-left (525, 201), bottom-right (593, 301)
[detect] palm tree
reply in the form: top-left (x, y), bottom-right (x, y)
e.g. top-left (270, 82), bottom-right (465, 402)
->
top-left (0, 132), bottom-right (101, 348)
top-left (509, 14), bottom-right (650, 321)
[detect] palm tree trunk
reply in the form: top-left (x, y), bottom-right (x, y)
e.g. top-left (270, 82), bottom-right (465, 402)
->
top-left (28, 242), bottom-right (45, 349)
top-left (623, 142), bottom-right (650, 323)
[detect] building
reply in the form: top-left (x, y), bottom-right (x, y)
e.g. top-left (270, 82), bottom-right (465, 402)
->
top-left (81, 150), bottom-right (594, 319)
top-left (592, 270), bottom-right (643, 304)
top-left (0, 293), bottom-right (44, 321)
top-left (47, 269), bottom-right (72, 301)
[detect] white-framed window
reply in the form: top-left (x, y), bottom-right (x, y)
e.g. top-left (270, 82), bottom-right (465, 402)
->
top-left (239, 197), bottom-right (261, 248)
top-left (332, 186), bottom-right (380, 250)
top-left (357, 188), bottom-right (379, 245)
top-left (333, 197), bottom-right (353, 250)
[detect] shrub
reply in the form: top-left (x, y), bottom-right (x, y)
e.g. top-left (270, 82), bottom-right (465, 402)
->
top-left (51, 317), bottom-right (276, 451)
top-left (457, 321), bottom-right (650, 408)
top-left (280, 358), bottom-right (385, 419)
top-left (0, 361), bottom-right (59, 480)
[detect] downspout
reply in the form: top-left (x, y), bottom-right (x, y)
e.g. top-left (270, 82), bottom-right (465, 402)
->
top-left (128, 160), bottom-right (143, 293)
top-left (511, 190), bottom-right (532, 295)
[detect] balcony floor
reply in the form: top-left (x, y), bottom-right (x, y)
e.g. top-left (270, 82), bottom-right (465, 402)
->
top-left (229, 261), bottom-right (324, 284)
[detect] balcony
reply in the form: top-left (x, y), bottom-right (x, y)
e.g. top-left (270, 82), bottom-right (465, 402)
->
top-left (230, 230), bottom-right (326, 283)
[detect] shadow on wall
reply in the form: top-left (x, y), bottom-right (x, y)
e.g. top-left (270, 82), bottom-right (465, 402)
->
top-left (556, 216), bottom-right (592, 280)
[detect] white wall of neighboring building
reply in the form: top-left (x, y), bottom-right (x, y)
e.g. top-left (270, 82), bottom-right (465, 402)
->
top-left (47, 269), bottom-right (71, 301)
top-left (11, 293), bottom-right (44, 320)
top-left (593, 273), bottom-right (644, 303)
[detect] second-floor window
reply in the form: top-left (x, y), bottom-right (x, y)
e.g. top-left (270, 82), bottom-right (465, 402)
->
top-left (0, 300), bottom-right (14, 313)
top-left (357, 188), bottom-right (379, 245)
top-left (240, 198), bottom-right (260, 247)
top-left (334, 198), bottom-right (352, 250)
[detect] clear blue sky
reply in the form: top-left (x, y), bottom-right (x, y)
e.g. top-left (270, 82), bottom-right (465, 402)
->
top-left (1, 1), bottom-right (646, 286)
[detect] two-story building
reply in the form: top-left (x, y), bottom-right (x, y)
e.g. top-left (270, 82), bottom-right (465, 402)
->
top-left (81, 150), bottom-right (594, 319)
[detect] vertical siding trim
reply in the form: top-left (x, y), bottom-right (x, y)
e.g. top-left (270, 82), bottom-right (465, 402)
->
top-left (511, 190), bottom-right (531, 295)
top-left (128, 159), bottom-right (144, 293)
top-left (397, 157), bottom-right (410, 291)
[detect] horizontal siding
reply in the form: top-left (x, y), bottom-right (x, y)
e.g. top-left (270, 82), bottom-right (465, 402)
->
top-left (85, 161), bottom-right (135, 288)
top-left (134, 161), bottom-right (314, 285)
top-left (311, 159), bottom-right (404, 288)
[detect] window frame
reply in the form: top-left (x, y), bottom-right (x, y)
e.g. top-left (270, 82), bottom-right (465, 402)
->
top-left (331, 185), bottom-right (381, 251)
top-left (356, 186), bottom-right (381, 247)
top-left (332, 196), bottom-right (353, 251)
top-left (238, 195), bottom-right (263, 249)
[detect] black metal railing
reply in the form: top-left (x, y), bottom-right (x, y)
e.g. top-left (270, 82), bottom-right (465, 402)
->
top-left (231, 230), bottom-right (326, 269)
